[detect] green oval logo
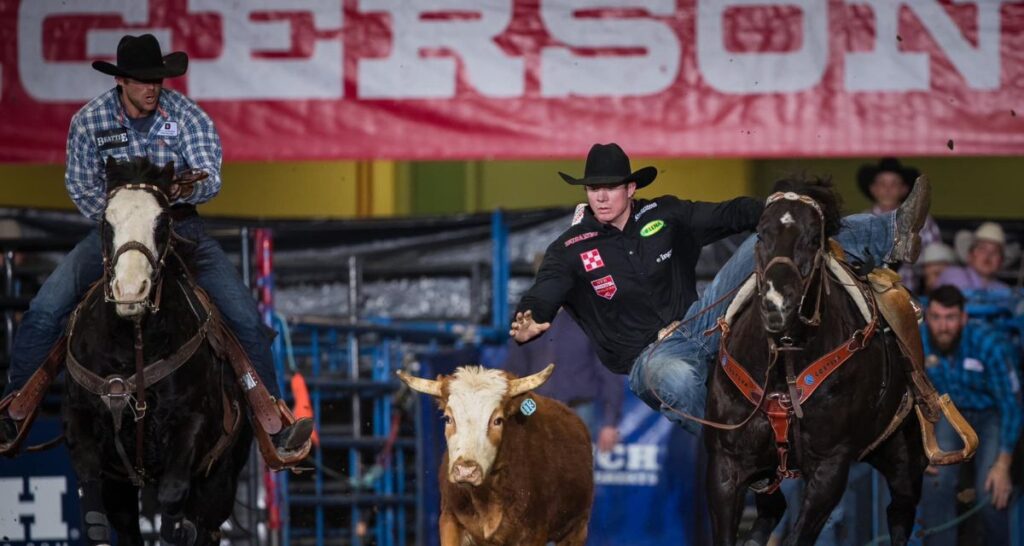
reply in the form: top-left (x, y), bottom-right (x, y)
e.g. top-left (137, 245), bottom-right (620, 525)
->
top-left (641, 219), bottom-right (665, 237)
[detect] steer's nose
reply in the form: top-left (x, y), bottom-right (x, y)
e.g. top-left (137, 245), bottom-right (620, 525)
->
top-left (450, 460), bottom-right (483, 485)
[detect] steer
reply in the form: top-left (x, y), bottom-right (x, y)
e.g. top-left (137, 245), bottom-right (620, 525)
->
top-left (398, 363), bottom-right (594, 546)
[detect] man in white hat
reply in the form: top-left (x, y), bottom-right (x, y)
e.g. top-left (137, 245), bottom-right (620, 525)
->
top-left (919, 242), bottom-right (956, 296)
top-left (938, 222), bottom-right (1019, 293)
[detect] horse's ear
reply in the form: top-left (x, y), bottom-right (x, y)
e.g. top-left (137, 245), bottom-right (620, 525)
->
top-left (160, 161), bottom-right (175, 183)
top-left (104, 156), bottom-right (121, 192)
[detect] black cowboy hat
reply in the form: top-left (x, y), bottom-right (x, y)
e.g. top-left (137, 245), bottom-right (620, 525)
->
top-left (856, 157), bottom-right (920, 201)
top-left (559, 143), bottom-right (657, 189)
top-left (92, 34), bottom-right (188, 81)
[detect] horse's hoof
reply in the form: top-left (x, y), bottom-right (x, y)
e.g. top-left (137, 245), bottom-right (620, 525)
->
top-left (160, 518), bottom-right (197, 546)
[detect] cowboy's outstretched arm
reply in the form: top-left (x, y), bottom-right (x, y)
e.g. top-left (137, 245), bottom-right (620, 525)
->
top-left (513, 242), bottom-right (574, 343)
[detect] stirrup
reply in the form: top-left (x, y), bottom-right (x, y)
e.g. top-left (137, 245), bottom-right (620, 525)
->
top-left (915, 394), bottom-right (979, 466)
top-left (254, 399), bottom-right (311, 471)
top-left (0, 392), bottom-right (35, 457)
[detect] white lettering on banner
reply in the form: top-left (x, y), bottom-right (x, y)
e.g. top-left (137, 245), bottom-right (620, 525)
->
top-left (697, 0), bottom-right (829, 93)
top-left (188, 0), bottom-right (342, 99)
top-left (539, 0), bottom-right (680, 97)
top-left (0, 477), bottom-right (69, 541)
top-left (845, 0), bottom-right (1010, 91)
top-left (356, 0), bottom-right (523, 99)
top-left (594, 443), bottom-right (660, 486)
top-left (17, 0), bottom-right (151, 102)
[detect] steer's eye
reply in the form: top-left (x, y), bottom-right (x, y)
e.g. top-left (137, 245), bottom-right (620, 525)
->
top-left (492, 417), bottom-right (504, 427)
top-left (441, 415), bottom-right (452, 425)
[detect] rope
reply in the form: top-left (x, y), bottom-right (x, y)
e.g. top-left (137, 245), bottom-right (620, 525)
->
top-left (862, 493), bottom-right (1000, 546)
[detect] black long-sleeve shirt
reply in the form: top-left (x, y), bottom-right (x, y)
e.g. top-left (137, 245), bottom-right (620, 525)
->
top-left (516, 195), bottom-right (763, 374)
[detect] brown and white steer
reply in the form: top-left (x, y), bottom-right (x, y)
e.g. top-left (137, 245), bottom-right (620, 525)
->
top-left (398, 364), bottom-right (594, 546)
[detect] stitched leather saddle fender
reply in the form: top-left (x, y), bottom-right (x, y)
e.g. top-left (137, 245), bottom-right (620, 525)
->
top-left (868, 268), bottom-right (978, 466)
top-left (197, 288), bottom-right (310, 470)
top-left (0, 339), bottom-right (66, 456)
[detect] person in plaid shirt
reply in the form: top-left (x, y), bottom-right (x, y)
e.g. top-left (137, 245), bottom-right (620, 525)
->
top-left (0, 34), bottom-right (312, 462)
top-left (918, 284), bottom-right (1022, 546)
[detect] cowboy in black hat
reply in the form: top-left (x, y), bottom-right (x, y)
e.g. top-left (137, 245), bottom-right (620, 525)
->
top-left (0, 34), bottom-right (313, 467)
top-left (857, 157), bottom-right (921, 214)
top-left (510, 143), bottom-right (933, 435)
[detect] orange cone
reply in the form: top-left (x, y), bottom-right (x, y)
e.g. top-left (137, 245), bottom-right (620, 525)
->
top-left (290, 372), bottom-right (319, 446)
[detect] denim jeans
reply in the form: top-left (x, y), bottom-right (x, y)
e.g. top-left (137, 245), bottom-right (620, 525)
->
top-left (4, 217), bottom-right (280, 398)
top-left (628, 212), bottom-right (895, 434)
top-left (919, 409), bottom-right (1009, 546)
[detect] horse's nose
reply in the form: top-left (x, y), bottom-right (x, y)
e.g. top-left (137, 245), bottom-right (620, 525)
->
top-left (113, 278), bottom-right (150, 301)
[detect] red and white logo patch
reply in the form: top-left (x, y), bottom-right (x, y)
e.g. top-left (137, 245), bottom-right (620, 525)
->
top-left (580, 249), bottom-right (604, 272)
top-left (591, 275), bottom-right (617, 300)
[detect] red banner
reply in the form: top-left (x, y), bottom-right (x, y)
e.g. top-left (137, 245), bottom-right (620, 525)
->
top-left (1, 0), bottom-right (1022, 162)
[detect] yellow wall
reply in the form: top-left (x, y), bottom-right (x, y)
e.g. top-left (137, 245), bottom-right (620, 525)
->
top-left (468, 158), bottom-right (755, 211)
top-left (752, 157), bottom-right (1024, 219)
top-left (0, 156), bottom-right (1019, 219)
top-left (0, 161), bottom-right (399, 219)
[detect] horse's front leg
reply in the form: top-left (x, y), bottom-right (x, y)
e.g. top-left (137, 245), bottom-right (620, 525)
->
top-left (158, 414), bottom-right (205, 546)
top-left (784, 455), bottom-right (852, 546)
top-left (65, 403), bottom-right (113, 546)
top-left (706, 452), bottom-right (749, 546)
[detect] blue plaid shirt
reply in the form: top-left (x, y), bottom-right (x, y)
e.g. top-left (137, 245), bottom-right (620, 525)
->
top-left (65, 87), bottom-right (222, 221)
top-left (922, 322), bottom-right (1023, 453)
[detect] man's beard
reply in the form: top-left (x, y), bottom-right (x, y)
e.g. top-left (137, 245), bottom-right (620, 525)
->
top-left (933, 331), bottom-right (963, 355)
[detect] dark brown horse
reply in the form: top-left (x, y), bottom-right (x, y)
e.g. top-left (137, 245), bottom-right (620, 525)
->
top-left (704, 178), bottom-right (927, 546)
top-left (63, 157), bottom-right (252, 546)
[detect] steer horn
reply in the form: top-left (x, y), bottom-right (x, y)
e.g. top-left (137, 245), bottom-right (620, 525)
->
top-left (396, 370), bottom-right (443, 397)
top-left (508, 363), bottom-right (555, 397)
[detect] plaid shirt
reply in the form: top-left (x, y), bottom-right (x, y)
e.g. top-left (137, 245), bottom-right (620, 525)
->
top-left (65, 87), bottom-right (222, 221)
top-left (922, 322), bottom-right (1023, 452)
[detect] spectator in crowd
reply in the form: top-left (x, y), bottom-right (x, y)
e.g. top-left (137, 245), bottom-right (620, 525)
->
top-left (857, 157), bottom-right (942, 292)
top-left (503, 306), bottom-right (624, 453)
top-left (919, 285), bottom-right (1021, 546)
top-left (938, 222), bottom-right (1019, 294)
top-left (920, 242), bottom-right (957, 296)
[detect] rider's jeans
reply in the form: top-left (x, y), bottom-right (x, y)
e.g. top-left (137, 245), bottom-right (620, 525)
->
top-left (629, 212), bottom-right (896, 434)
top-left (3, 217), bottom-right (281, 399)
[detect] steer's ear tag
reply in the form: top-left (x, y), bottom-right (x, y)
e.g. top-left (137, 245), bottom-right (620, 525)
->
top-left (520, 397), bottom-right (537, 417)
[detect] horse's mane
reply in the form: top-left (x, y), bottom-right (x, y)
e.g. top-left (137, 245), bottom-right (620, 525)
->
top-left (105, 157), bottom-right (173, 189)
top-left (770, 175), bottom-right (843, 238)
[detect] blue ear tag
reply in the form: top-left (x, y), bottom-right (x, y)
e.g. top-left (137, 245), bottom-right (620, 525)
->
top-left (520, 398), bottom-right (537, 416)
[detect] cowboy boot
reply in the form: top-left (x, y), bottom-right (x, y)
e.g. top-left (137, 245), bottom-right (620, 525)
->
top-left (273, 417), bottom-right (314, 453)
top-left (889, 175), bottom-right (931, 264)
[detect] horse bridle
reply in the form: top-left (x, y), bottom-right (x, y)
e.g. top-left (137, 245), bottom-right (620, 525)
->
top-left (102, 183), bottom-right (173, 310)
top-left (755, 191), bottom-right (829, 328)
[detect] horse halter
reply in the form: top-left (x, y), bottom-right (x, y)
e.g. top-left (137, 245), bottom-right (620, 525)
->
top-left (756, 191), bottom-right (828, 328)
top-left (102, 183), bottom-right (172, 310)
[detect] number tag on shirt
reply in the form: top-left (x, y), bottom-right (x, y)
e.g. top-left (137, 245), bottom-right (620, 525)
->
top-left (157, 121), bottom-right (179, 137)
top-left (963, 357), bottom-right (985, 373)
